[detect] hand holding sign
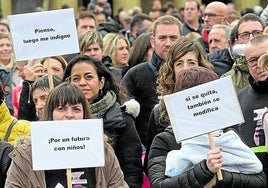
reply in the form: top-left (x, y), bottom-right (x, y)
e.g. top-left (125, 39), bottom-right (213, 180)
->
top-left (8, 8), bottom-right (79, 61)
top-left (164, 76), bottom-right (244, 181)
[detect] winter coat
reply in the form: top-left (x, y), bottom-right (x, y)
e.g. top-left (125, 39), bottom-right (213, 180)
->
top-left (5, 137), bottom-right (128, 188)
top-left (144, 104), bottom-right (166, 175)
top-left (0, 68), bottom-right (13, 115)
top-left (17, 80), bottom-right (38, 121)
top-left (0, 141), bottom-right (13, 188)
top-left (148, 126), bottom-right (267, 188)
top-left (221, 56), bottom-right (249, 93)
top-left (91, 91), bottom-right (143, 188)
top-left (207, 48), bottom-right (234, 77)
top-left (0, 102), bottom-right (30, 145)
top-left (121, 52), bottom-right (164, 146)
top-left (238, 76), bottom-right (268, 183)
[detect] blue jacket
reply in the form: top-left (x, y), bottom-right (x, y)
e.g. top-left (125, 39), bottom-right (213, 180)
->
top-left (0, 67), bottom-right (13, 115)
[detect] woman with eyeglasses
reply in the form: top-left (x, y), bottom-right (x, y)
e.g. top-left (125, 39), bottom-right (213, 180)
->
top-left (63, 55), bottom-right (143, 187)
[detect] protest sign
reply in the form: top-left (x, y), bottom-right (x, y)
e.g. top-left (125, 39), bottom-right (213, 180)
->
top-left (31, 119), bottom-right (104, 171)
top-left (163, 76), bottom-right (244, 142)
top-left (8, 8), bottom-right (79, 61)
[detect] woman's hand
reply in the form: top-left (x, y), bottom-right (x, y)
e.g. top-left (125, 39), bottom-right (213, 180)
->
top-left (24, 59), bottom-right (44, 81)
top-left (206, 147), bottom-right (223, 174)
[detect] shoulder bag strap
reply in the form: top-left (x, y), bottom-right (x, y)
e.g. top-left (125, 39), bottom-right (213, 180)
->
top-left (4, 118), bottom-right (18, 141)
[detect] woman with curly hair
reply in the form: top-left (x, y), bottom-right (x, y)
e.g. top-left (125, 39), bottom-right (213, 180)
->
top-left (144, 36), bottom-right (214, 174)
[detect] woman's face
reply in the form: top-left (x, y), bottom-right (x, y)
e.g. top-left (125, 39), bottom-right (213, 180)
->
top-left (173, 51), bottom-right (199, 81)
top-left (70, 62), bottom-right (104, 103)
top-left (42, 58), bottom-right (65, 79)
top-left (53, 103), bottom-right (84, 120)
top-left (114, 39), bottom-right (129, 68)
top-left (32, 88), bottom-right (50, 117)
top-left (0, 38), bottom-right (12, 64)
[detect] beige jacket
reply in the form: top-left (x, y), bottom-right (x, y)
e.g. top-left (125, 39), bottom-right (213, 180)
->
top-left (5, 137), bottom-right (128, 188)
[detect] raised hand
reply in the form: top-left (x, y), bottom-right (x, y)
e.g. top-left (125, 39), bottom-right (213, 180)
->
top-left (24, 59), bottom-right (44, 81)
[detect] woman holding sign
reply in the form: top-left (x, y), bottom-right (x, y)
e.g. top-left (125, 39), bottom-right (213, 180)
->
top-left (144, 36), bottom-right (214, 174)
top-left (147, 67), bottom-right (266, 188)
top-left (63, 55), bottom-right (143, 187)
top-left (5, 82), bottom-right (128, 187)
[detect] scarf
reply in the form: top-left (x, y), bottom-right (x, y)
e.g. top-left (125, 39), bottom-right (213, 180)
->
top-left (90, 90), bottom-right (116, 118)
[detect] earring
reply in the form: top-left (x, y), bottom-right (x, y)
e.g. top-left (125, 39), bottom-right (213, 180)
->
top-left (99, 89), bottom-right (103, 97)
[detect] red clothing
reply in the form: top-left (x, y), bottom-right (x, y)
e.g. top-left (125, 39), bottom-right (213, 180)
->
top-left (12, 85), bottom-right (22, 118)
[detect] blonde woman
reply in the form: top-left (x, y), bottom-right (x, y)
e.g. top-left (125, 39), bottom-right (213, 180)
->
top-left (103, 33), bottom-right (130, 69)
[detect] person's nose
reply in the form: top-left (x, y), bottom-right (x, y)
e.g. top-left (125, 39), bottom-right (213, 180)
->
top-left (165, 38), bottom-right (173, 47)
top-left (183, 62), bottom-right (190, 69)
top-left (35, 100), bottom-right (44, 114)
top-left (78, 76), bottom-right (87, 86)
top-left (65, 108), bottom-right (74, 120)
top-left (249, 33), bottom-right (254, 41)
top-left (123, 48), bottom-right (129, 55)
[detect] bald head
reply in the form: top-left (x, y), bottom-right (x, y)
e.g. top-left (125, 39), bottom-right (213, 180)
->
top-left (203, 1), bottom-right (229, 32)
top-left (206, 2), bottom-right (228, 16)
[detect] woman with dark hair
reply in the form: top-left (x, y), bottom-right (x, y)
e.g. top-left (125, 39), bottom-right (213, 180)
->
top-left (63, 55), bottom-right (143, 187)
top-left (147, 67), bottom-right (266, 187)
top-left (5, 82), bottom-right (128, 187)
top-left (18, 55), bottom-right (67, 121)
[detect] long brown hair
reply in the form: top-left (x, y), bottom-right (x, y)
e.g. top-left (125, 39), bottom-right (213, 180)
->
top-left (158, 37), bottom-right (214, 125)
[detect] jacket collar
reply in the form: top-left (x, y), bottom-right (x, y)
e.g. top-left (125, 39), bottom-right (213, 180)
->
top-left (249, 76), bottom-right (268, 93)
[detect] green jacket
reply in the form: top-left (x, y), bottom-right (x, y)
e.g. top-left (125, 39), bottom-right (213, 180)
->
top-left (221, 56), bottom-right (249, 93)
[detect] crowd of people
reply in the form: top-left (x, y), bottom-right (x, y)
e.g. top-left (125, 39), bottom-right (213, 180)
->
top-left (1, 0), bottom-right (268, 187)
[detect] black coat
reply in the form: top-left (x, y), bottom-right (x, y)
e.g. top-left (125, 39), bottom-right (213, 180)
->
top-left (94, 100), bottom-right (143, 188)
top-left (121, 52), bottom-right (164, 146)
top-left (148, 126), bottom-right (267, 188)
top-left (0, 141), bottom-right (13, 188)
top-left (208, 48), bottom-right (234, 77)
top-left (18, 80), bottom-right (38, 121)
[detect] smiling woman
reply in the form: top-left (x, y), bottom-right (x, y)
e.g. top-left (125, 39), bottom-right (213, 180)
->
top-left (0, 33), bottom-right (22, 87)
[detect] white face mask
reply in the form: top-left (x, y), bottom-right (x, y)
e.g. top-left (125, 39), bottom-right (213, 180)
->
top-left (232, 44), bottom-right (247, 57)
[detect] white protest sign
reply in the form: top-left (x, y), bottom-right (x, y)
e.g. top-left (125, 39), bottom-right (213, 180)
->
top-left (8, 8), bottom-right (79, 61)
top-left (31, 119), bottom-right (104, 170)
top-left (163, 76), bottom-right (244, 142)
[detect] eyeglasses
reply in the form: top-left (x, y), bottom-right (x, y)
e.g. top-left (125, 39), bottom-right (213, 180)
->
top-left (202, 13), bottom-right (224, 19)
top-left (238, 30), bottom-right (263, 40)
top-left (246, 55), bottom-right (263, 67)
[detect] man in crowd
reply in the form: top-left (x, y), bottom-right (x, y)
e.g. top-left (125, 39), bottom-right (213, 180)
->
top-left (121, 15), bottom-right (182, 147)
top-left (198, 1), bottom-right (229, 53)
top-left (221, 13), bottom-right (265, 92)
top-left (76, 10), bottom-right (97, 38)
top-left (208, 24), bottom-right (230, 53)
top-left (238, 35), bottom-right (268, 183)
top-left (182, 0), bottom-right (203, 36)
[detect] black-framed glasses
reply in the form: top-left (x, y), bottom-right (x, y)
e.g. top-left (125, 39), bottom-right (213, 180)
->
top-left (238, 30), bottom-right (263, 40)
top-left (246, 55), bottom-right (262, 67)
top-left (202, 13), bottom-right (224, 19)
